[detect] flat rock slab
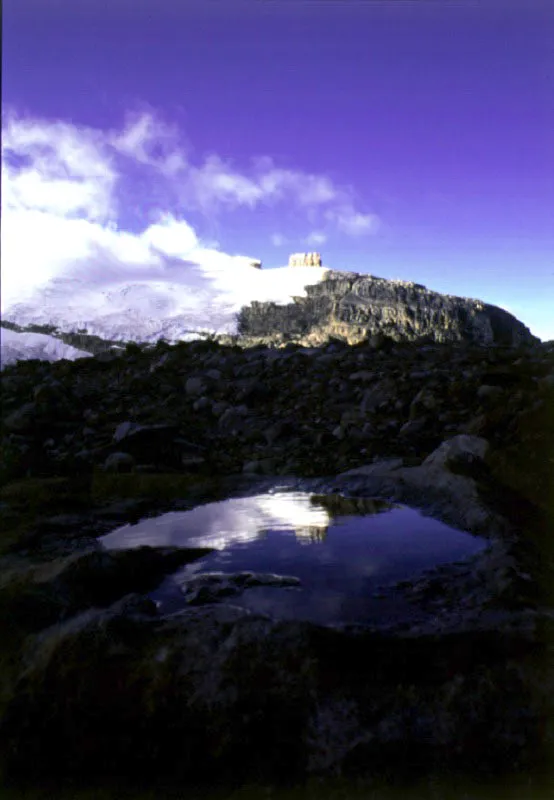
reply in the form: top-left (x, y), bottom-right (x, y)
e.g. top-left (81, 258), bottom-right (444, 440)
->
top-left (2, 594), bottom-right (553, 786)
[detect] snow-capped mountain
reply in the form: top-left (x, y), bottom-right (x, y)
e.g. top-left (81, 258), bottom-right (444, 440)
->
top-left (1, 258), bottom-right (541, 371)
top-left (0, 264), bottom-right (331, 369)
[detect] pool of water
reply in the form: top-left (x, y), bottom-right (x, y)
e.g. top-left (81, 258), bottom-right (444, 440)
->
top-left (100, 489), bottom-right (487, 626)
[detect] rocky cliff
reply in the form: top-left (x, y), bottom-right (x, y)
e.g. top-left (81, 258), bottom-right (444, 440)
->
top-left (234, 270), bottom-right (538, 348)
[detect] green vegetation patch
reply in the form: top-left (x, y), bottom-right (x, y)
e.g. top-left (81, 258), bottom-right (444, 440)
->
top-left (90, 471), bottom-right (208, 503)
top-left (0, 477), bottom-right (84, 508)
top-left (0, 477), bottom-right (92, 554)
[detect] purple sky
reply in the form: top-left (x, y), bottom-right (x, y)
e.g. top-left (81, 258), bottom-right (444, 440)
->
top-left (3, 0), bottom-right (553, 339)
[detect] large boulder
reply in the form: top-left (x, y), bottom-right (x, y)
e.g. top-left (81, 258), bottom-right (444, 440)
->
top-left (109, 422), bottom-right (206, 471)
top-left (335, 436), bottom-right (499, 536)
top-left (421, 434), bottom-right (489, 471)
top-left (1, 596), bottom-right (552, 788)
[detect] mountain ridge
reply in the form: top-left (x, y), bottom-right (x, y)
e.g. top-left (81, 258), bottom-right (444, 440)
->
top-left (231, 269), bottom-right (538, 349)
top-left (0, 267), bottom-right (539, 368)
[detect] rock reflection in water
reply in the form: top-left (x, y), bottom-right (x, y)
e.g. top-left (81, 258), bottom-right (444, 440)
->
top-left (101, 490), bottom-right (351, 551)
top-left (100, 491), bottom-right (395, 551)
top-left (100, 490), bottom-right (487, 625)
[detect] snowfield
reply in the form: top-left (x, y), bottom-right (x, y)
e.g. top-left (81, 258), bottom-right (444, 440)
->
top-left (0, 327), bottom-right (94, 369)
top-left (1, 265), bottom-right (331, 368)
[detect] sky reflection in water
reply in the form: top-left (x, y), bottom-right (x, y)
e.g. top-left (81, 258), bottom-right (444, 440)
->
top-left (100, 490), bottom-right (487, 625)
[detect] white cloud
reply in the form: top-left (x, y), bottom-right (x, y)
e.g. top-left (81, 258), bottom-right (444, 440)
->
top-left (141, 214), bottom-right (199, 259)
top-left (108, 110), bottom-right (188, 177)
top-left (3, 108), bottom-right (378, 230)
top-left (295, 175), bottom-right (337, 207)
top-left (325, 206), bottom-right (380, 236)
top-left (2, 111), bottom-right (117, 222)
top-left (184, 154), bottom-right (265, 211)
top-left (271, 233), bottom-right (287, 247)
top-left (305, 231), bottom-right (327, 245)
top-left (256, 166), bottom-right (337, 207)
top-left (0, 111), bottom-right (254, 311)
top-left (1, 108), bottom-right (378, 319)
top-left (179, 157), bottom-right (344, 216)
top-left (177, 150), bottom-right (376, 233)
top-left (3, 109), bottom-right (378, 234)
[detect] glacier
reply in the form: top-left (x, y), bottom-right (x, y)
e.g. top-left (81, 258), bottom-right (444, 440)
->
top-left (0, 326), bottom-right (94, 369)
top-left (0, 264), bottom-right (331, 369)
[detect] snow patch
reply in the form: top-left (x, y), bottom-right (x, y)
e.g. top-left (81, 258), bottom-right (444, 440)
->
top-left (0, 327), bottom-right (94, 369)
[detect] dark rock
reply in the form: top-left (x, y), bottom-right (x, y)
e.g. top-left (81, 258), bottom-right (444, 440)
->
top-left (179, 570), bottom-right (301, 605)
top-left (0, 545), bottom-right (213, 641)
top-left (103, 451), bottom-right (135, 473)
top-left (3, 403), bottom-right (38, 434)
top-left (398, 418), bottom-right (428, 438)
top-left (1, 599), bottom-right (552, 787)
top-left (47, 546), bottom-right (215, 612)
top-left (242, 457), bottom-right (279, 475)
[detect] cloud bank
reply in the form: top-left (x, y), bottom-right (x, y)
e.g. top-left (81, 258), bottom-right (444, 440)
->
top-left (1, 109), bottom-right (379, 320)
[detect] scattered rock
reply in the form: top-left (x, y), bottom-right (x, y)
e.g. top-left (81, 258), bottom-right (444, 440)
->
top-left (103, 451), bottom-right (135, 473)
top-left (179, 570), bottom-right (301, 605)
top-left (1, 317), bottom-right (553, 793)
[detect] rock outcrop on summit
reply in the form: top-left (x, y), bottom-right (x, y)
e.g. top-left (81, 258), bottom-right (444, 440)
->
top-left (235, 271), bottom-right (538, 348)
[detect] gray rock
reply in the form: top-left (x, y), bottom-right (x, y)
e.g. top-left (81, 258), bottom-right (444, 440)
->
top-left (0, 301), bottom-right (553, 792)
top-left (113, 420), bottom-right (141, 442)
top-left (338, 458), bottom-right (404, 478)
top-left (477, 384), bottom-right (504, 401)
top-left (242, 458), bottom-right (278, 475)
top-left (398, 418), bottom-right (427, 437)
top-left (360, 379), bottom-right (396, 413)
top-left (264, 420), bottom-right (295, 446)
top-left (409, 387), bottom-right (438, 418)
top-left (422, 434), bottom-right (489, 471)
top-left (205, 368), bottom-right (222, 381)
top-left (217, 405), bottom-right (250, 433)
top-left (185, 376), bottom-right (207, 396)
top-left (192, 396), bottom-right (211, 412)
top-left (3, 403), bottom-right (37, 433)
top-left (348, 370), bottom-right (376, 383)
top-left (179, 570), bottom-right (301, 604)
top-left (235, 271), bottom-right (538, 348)
top-left (103, 451), bottom-right (135, 473)
top-left (2, 596), bottom-right (552, 786)
top-left (180, 455), bottom-right (207, 470)
top-left (109, 423), bottom-right (199, 471)
top-left (539, 371), bottom-right (554, 389)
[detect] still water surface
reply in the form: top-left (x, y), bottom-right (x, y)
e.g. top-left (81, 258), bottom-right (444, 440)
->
top-left (100, 489), bottom-right (486, 625)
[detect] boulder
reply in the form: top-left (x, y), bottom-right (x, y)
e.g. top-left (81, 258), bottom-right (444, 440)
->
top-left (103, 451), bottom-right (135, 473)
top-left (3, 403), bottom-right (38, 434)
top-left (1, 596), bottom-right (551, 787)
top-left (109, 422), bottom-right (205, 471)
top-left (179, 570), bottom-right (301, 604)
top-left (242, 458), bottom-right (279, 475)
top-left (422, 434), bottom-right (489, 471)
top-left (185, 376), bottom-right (207, 396)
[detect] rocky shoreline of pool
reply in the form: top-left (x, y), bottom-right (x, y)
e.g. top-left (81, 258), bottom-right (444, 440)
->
top-left (1, 335), bottom-right (553, 791)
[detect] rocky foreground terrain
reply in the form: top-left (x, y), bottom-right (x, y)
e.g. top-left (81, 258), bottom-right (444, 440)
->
top-left (1, 314), bottom-right (554, 794)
